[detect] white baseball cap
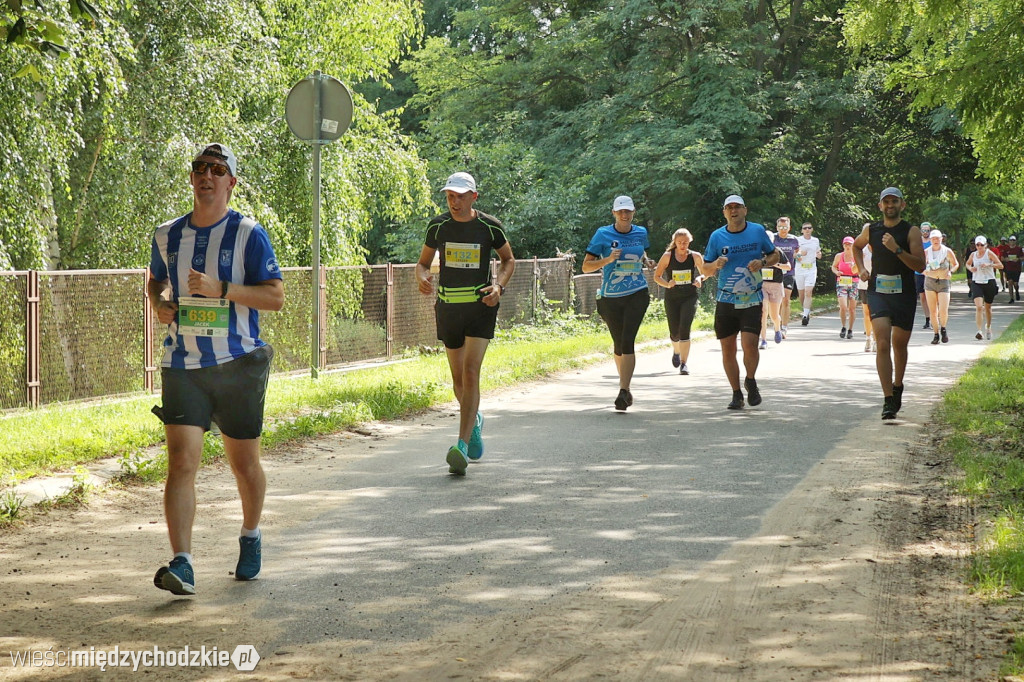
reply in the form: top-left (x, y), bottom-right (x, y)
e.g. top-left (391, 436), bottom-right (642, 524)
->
top-left (975, 235), bottom-right (987, 245)
top-left (441, 172), bottom-right (477, 194)
top-left (612, 195), bottom-right (635, 211)
top-left (195, 143), bottom-right (237, 176)
top-left (723, 194), bottom-right (745, 207)
top-left (928, 229), bottom-right (942, 239)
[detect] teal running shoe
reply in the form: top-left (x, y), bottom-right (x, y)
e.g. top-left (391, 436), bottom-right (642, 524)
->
top-left (155, 556), bottom-right (195, 595)
top-left (447, 440), bottom-right (469, 475)
top-left (235, 535), bottom-right (262, 581)
top-left (468, 412), bottom-right (484, 460)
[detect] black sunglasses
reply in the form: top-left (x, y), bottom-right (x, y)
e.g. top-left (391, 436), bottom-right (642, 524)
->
top-left (191, 160), bottom-right (230, 177)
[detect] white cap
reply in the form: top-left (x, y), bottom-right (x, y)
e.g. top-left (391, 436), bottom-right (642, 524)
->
top-left (195, 143), bottom-right (237, 176)
top-left (612, 195), bottom-right (635, 211)
top-left (723, 194), bottom-right (745, 207)
top-left (975, 235), bottom-right (987, 245)
top-left (879, 186), bottom-right (903, 200)
top-left (928, 229), bottom-right (942, 239)
top-left (441, 172), bottom-right (477, 194)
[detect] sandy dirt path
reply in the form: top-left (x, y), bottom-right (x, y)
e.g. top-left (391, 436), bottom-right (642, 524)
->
top-left (1, 290), bottom-right (1021, 681)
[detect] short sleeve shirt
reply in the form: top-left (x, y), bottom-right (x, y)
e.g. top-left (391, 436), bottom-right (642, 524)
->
top-left (703, 222), bottom-right (776, 307)
top-left (585, 224), bottom-right (651, 298)
top-left (425, 211), bottom-right (508, 301)
top-left (150, 210), bottom-right (282, 370)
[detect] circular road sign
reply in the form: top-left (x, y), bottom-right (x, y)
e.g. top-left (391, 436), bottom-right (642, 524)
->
top-left (285, 74), bottom-right (353, 143)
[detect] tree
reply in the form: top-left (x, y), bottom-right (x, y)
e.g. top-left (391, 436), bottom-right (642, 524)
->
top-left (844, 0), bottom-right (1024, 185)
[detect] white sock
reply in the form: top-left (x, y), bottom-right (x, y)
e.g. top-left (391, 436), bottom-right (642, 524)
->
top-left (241, 526), bottom-right (260, 539)
top-left (174, 552), bottom-right (193, 565)
top-left (803, 308), bottom-right (810, 316)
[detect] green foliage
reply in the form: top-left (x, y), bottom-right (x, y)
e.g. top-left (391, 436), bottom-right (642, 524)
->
top-left (1, 0), bottom-right (432, 272)
top-left (844, 0), bottom-right (1024, 185)
top-left (395, 0), bottom-right (986, 264)
top-left (0, 489), bottom-right (26, 526)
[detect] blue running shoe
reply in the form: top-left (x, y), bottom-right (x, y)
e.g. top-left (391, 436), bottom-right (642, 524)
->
top-left (447, 440), bottom-right (469, 475)
top-left (774, 330), bottom-right (782, 344)
top-left (156, 556), bottom-right (195, 595)
top-left (671, 353), bottom-right (680, 368)
top-left (235, 535), bottom-right (262, 581)
top-left (468, 412), bottom-right (484, 460)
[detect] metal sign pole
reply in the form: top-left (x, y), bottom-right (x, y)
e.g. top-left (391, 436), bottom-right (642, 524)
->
top-left (310, 71), bottom-right (323, 379)
top-left (285, 70), bottom-right (352, 380)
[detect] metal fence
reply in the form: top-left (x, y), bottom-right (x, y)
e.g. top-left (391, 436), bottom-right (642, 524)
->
top-left (0, 257), bottom-right (584, 410)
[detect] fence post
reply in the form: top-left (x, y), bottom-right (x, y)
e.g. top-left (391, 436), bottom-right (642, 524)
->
top-left (385, 263), bottom-right (394, 359)
top-left (532, 257), bottom-right (539, 321)
top-left (25, 270), bottom-right (40, 408)
top-left (143, 268), bottom-right (156, 393)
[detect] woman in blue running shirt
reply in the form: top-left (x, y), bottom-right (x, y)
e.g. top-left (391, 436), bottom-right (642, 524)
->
top-left (582, 195), bottom-right (654, 411)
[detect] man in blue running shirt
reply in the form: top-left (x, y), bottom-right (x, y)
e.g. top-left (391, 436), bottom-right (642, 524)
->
top-left (148, 143), bottom-right (284, 595)
top-left (701, 195), bottom-right (780, 410)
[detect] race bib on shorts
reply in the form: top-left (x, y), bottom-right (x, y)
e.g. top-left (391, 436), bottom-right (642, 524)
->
top-left (875, 274), bottom-right (903, 295)
top-left (444, 242), bottom-right (481, 269)
top-left (839, 276), bottom-right (854, 287)
top-left (177, 296), bottom-right (230, 337)
top-left (673, 269), bottom-right (692, 284)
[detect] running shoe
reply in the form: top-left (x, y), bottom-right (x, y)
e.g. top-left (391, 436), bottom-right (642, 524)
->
top-left (774, 330), bottom-right (782, 344)
top-left (447, 440), bottom-right (469, 475)
top-left (892, 384), bottom-right (904, 414)
top-left (923, 318), bottom-right (931, 330)
top-left (781, 325), bottom-right (788, 338)
top-left (865, 337), bottom-right (872, 352)
top-left (759, 338), bottom-right (768, 350)
top-left (931, 333), bottom-right (940, 345)
top-left (679, 363), bottom-right (689, 376)
top-left (881, 396), bottom-right (897, 420)
top-left (727, 390), bottom-right (745, 410)
top-left (625, 389), bottom-right (634, 407)
top-left (840, 327), bottom-right (846, 339)
top-left (235, 535), bottom-right (262, 581)
top-left (744, 377), bottom-right (762, 406)
top-left (941, 327), bottom-right (948, 343)
top-left (986, 327), bottom-right (992, 340)
top-left (468, 412), bottom-right (484, 460)
top-left (155, 556), bottom-right (195, 595)
top-left (1009, 298), bottom-right (1015, 305)
top-left (671, 353), bottom-right (681, 368)
top-left (801, 315), bottom-right (809, 326)
top-left (614, 389), bottom-right (629, 411)
top-left (976, 331), bottom-right (983, 340)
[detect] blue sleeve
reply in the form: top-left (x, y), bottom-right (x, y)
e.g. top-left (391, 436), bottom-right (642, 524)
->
top-left (586, 228), bottom-right (608, 258)
top-left (149, 238), bottom-right (167, 281)
top-left (704, 233), bottom-right (720, 263)
top-left (243, 225), bottom-right (282, 284)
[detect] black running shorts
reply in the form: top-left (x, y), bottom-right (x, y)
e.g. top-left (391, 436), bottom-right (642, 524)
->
top-left (714, 301), bottom-right (763, 339)
top-left (159, 345), bottom-right (274, 439)
top-left (867, 291), bottom-right (917, 331)
top-left (435, 299), bottom-right (499, 349)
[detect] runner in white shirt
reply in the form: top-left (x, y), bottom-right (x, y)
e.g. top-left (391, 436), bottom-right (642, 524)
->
top-left (794, 222), bottom-right (821, 325)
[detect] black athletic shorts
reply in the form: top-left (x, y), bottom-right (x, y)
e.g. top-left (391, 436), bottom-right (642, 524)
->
top-left (435, 299), bottom-right (499, 349)
top-left (782, 274), bottom-right (796, 291)
top-left (714, 301), bottom-right (763, 339)
top-left (969, 280), bottom-right (998, 304)
top-left (159, 344), bottom-right (274, 439)
top-left (866, 291), bottom-right (917, 331)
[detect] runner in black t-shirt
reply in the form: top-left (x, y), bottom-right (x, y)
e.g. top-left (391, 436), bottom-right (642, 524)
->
top-left (416, 172), bottom-right (516, 475)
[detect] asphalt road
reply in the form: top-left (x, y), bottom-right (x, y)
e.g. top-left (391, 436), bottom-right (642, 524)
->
top-left (245, 287), bottom-right (1019, 652)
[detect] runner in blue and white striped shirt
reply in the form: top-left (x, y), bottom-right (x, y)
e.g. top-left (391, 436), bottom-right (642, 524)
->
top-left (147, 143), bottom-right (284, 597)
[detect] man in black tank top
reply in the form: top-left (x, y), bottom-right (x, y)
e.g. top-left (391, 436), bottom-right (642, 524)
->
top-left (852, 187), bottom-right (926, 420)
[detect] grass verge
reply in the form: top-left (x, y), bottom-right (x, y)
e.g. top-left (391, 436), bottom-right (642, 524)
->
top-left (933, 315), bottom-right (1024, 675)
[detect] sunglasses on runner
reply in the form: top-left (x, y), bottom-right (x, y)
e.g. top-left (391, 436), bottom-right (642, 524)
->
top-left (191, 160), bottom-right (231, 177)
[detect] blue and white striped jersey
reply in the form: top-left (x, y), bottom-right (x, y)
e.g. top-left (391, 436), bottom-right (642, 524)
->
top-left (150, 210), bottom-right (281, 370)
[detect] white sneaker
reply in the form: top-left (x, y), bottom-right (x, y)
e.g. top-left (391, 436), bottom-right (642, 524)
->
top-left (865, 337), bottom-right (872, 352)
top-left (986, 327), bottom-right (992, 340)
